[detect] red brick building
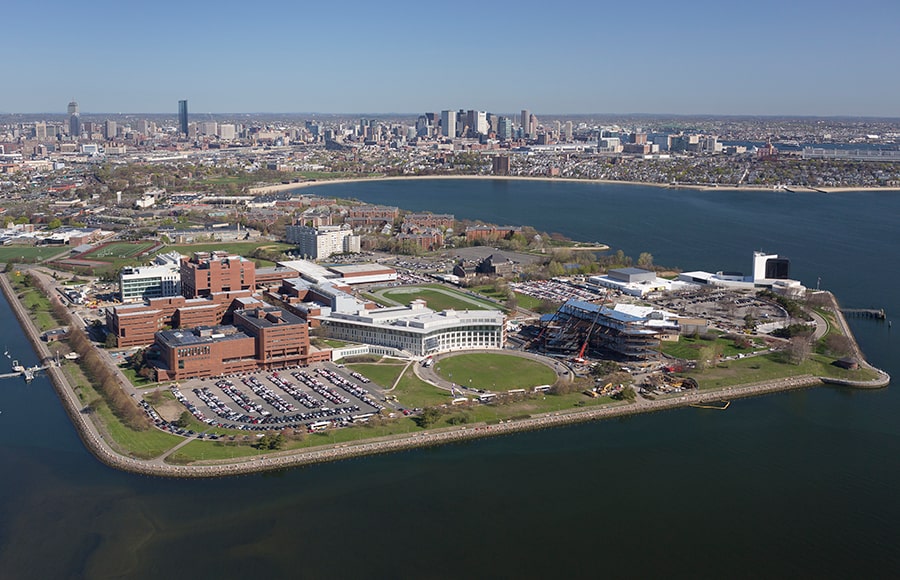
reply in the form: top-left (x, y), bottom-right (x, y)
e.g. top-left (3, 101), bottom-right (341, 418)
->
top-left (180, 252), bottom-right (255, 298)
top-left (154, 306), bottom-right (330, 381)
top-left (106, 290), bottom-right (255, 348)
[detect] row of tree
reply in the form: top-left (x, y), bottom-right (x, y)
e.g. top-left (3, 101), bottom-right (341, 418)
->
top-left (25, 272), bottom-right (151, 431)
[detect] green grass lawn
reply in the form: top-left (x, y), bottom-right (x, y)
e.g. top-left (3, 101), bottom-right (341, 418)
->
top-left (162, 242), bottom-right (293, 257)
top-left (119, 365), bottom-right (155, 387)
top-left (683, 351), bottom-right (879, 389)
top-left (63, 362), bottom-right (182, 459)
top-left (660, 334), bottom-right (761, 360)
top-left (16, 285), bottom-right (61, 331)
top-left (434, 353), bottom-right (557, 391)
top-left (514, 292), bottom-right (547, 312)
top-left (391, 368), bottom-right (452, 408)
top-left (0, 246), bottom-right (68, 263)
top-left (85, 241), bottom-right (156, 261)
top-left (347, 361), bottom-right (408, 388)
top-left (381, 285), bottom-right (502, 312)
top-left (471, 285), bottom-right (508, 301)
top-left (361, 292), bottom-right (395, 307)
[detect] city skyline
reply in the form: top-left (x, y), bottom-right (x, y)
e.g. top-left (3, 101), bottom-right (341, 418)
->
top-left (4, 0), bottom-right (900, 117)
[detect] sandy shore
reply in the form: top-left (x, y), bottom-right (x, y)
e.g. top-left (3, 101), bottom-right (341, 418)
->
top-left (249, 175), bottom-right (900, 195)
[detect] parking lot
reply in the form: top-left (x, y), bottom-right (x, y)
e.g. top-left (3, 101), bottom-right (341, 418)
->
top-left (167, 363), bottom-right (387, 434)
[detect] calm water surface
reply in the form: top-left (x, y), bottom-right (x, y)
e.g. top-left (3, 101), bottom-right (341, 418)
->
top-left (1, 180), bottom-right (898, 578)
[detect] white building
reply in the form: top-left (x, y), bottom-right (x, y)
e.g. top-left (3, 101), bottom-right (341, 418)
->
top-left (441, 110), bottom-right (457, 138)
top-left (218, 124), bottom-right (236, 140)
top-left (119, 252), bottom-right (183, 303)
top-left (317, 299), bottom-right (505, 357)
top-left (285, 225), bottom-right (360, 260)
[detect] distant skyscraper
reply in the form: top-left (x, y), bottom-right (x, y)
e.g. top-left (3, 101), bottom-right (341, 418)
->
top-left (564, 121), bottom-right (573, 142)
top-left (497, 116), bottom-right (512, 140)
top-left (441, 110), bottom-right (457, 138)
top-left (178, 100), bottom-right (188, 136)
top-left (68, 101), bottom-right (81, 138)
top-left (103, 120), bottom-right (117, 140)
top-left (474, 111), bottom-right (488, 135)
top-left (520, 109), bottom-right (530, 137)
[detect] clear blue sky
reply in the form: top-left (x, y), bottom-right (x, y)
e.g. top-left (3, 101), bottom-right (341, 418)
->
top-left (5, 0), bottom-right (899, 116)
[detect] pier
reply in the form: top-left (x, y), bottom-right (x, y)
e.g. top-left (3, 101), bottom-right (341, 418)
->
top-left (841, 308), bottom-right (886, 319)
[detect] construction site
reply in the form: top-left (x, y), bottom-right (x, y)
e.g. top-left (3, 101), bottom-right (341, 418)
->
top-left (532, 299), bottom-right (665, 363)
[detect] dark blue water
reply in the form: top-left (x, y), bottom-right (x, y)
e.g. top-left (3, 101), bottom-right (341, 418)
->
top-left (1, 180), bottom-right (898, 578)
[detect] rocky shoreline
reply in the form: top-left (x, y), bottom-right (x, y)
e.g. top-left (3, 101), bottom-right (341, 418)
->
top-left (0, 270), bottom-right (889, 479)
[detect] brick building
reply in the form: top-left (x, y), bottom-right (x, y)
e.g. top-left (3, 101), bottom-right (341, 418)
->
top-left (154, 306), bottom-right (330, 381)
top-left (180, 251), bottom-right (255, 298)
top-left (106, 290), bottom-right (256, 348)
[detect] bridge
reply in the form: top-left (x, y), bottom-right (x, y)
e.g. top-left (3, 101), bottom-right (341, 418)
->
top-left (840, 308), bottom-right (886, 320)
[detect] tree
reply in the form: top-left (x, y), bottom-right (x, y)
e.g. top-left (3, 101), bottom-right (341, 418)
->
top-left (637, 252), bottom-right (654, 269)
top-left (786, 336), bottom-right (811, 365)
top-left (104, 333), bottom-right (118, 348)
top-left (47, 218), bottom-right (63, 230)
top-left (615, 385), bottom-right (637, 401)
top-left (174, 411), bottom-right (192, 429)
top-left (415, 407), bottom-right (442, 428)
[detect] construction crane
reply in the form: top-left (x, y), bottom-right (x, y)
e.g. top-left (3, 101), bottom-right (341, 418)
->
top-left (572, 309), bottom-right (602, 364)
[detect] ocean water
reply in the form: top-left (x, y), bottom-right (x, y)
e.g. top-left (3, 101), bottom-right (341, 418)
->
top-left (0, 180), bottom-right (897, 578)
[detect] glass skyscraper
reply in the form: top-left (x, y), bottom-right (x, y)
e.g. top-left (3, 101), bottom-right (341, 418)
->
top-left (178, 100), bottom-right (188, 136)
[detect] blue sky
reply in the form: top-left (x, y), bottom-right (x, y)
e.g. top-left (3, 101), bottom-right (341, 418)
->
top-left (5, 0), bottom-right (899, 116)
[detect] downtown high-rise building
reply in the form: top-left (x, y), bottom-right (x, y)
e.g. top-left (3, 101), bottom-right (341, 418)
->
top-left (103, 120), bottom-right (117, 140)
top-left (67, 100), bottom-right (81, 138)
top-left (178, 100), bottom-right (189, 136)
top-left (497, 116), bottom-right (512, 140)
top-left (520, 109), bottom-right (530, 137)
top-left (441, 110), bottom-right (457, 138)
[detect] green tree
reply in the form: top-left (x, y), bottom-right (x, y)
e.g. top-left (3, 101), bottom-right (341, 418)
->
top-left (104, 333), bottom-right (118, 348)
top-left (416, 407), bottom-right (442, 428)
top-left (637, 252), bottom-right (654, 269)
top-left (174, 411), bottom-right (192, 429)
top-left (47, 218), bottom-right (63, 230)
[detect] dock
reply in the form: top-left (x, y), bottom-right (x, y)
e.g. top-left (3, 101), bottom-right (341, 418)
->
top-left (841, 308), bottom-right (886, 319)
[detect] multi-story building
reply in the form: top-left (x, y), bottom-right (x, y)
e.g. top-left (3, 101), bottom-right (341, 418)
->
top-left (154, 306), bottom-right (330, 381)
top-left (401, 213), bottom-right (455, 231)
top-left (286, 225), bottom-right (360, 260)
top-left (178, 100), bottom-right (188, 136)
top-left (465, 225), bottom-right (522, 242)
top-left (180, 252), bottom-right (255, 298)
top-left (345, 205), bottom-right (399, 227)
top-left (317, 299), bottom-right (505, 357)
top-left (119, 252), bottom-right (183, 303)
top-left (106, 290), bottom-right (256, 348)
top-left (441, 110), bottom-right (457, 138)
top-left (497, 117), bottom-right (513, 140)
top-left (103, 120), bottom-right (117, 140)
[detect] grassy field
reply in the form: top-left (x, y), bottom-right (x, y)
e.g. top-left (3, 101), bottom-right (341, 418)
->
top-left (434, 353), bottom-right (557, 391)
top-left (514, 292), bottom-right (547, 312)
top-left (380, 285), bottom-right (503, 312)
top-left (63, 362), bottom-right (182, 459)
top-left (0, 246), bottom-right (68, 263)
top-left (13, 277), bottom-right (61, 331)
top-left (390, 368), bottom-right (452, 408)
top-left (660, 334), bottom-right (763, 360)
top-left (684, 351), bottom-right (880, 389)
top-left (85, 241), bottom-right (156, 261)
top-left (119, 365), bottom-right (155, 387)
top-left (346, 361), bottom-right (408, 388)
top-left (162, 242), bottom-right (293, 258)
